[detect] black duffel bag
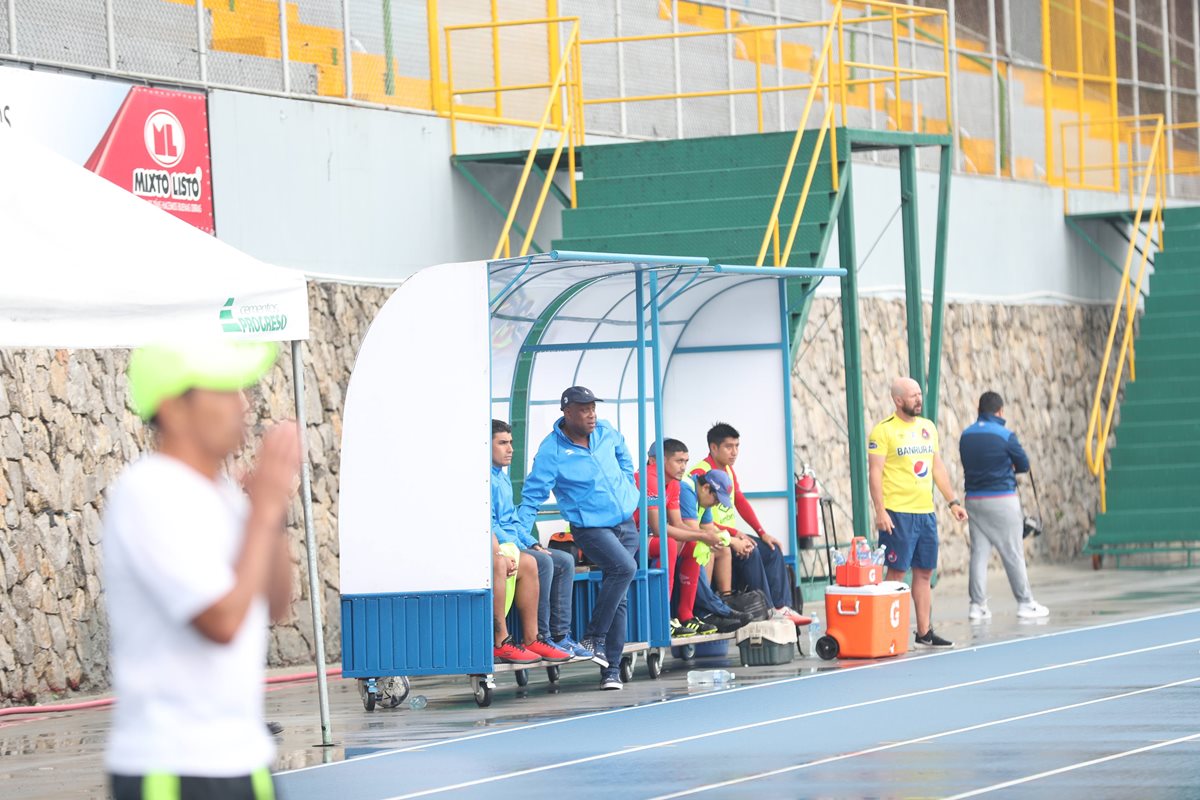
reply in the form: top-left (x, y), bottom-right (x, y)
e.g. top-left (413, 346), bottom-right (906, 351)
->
top-left (723, 588), bottom-right (771, 621)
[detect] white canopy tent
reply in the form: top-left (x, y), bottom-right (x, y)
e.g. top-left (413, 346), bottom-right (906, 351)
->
top-left (0, 126), bottom-right (333, 742)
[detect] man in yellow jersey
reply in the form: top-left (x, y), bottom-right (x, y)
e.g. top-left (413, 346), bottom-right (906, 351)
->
top-left (868, 377), bottom-right (968, 649)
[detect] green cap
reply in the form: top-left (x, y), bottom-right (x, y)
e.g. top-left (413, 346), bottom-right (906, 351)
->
top-left (127, 340), bottom-right (279, 420)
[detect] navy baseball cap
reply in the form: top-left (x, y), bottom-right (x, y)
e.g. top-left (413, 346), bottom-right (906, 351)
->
top-left (698, 469), bottom-right (734, 507)
top-left (560, 385), bottom-right (602, 409)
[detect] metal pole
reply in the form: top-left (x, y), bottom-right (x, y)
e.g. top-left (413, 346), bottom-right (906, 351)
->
top-left (196, 0), bottom-right (208, 83)
top-left (926, 144), bottom-right (952, 425)
top-left (105, 0), bottom-right (116, 70)
top-left (725, 0), bottom-right (736, 135)
top-left (774, 0), bottom-right (784, 131)
top-left (672, 0), bottom-right (683, 138)
top-left (342, 0), bottom-right (353, 99)
top-left (778, 280), bottom-right (799, 559)
top-left (908, 0), bottom-right (918, 134)
top-left (290, 341), bottom-right (333, 748)
top-left (987, 0), bottom-right (1001, 175)
top-left (1130, 0), bottom-right (1140, 121)
top-left (949, 0), bottom-right (961, 169)
top-left (838, 166), bottom-right (871, 535)
top-left (278, 0), bottom-right (291, 93)
top-left (383, 0), bottom-right (395, 96)
top-left (648, 270), bottom-right (669, 641)
top-left (634, 276), bottom-right (649, 576)
top-left (899, 145), bottom-right (925, 388)
top-left (616, 0), bottom-right (628, 136)
top-left (1161, 0), bottom-right (1175, 195)
top-left (1002, 0), bottom-right (1015, 177)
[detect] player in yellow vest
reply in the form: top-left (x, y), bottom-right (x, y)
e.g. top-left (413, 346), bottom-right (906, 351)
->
top-left (868, 377), bottom-right (968, 649)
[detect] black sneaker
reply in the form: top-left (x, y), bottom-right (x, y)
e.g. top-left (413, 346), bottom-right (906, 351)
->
top-left (578, 636), bottom-right (609, 668)
top-left (914, 629), bottom-right (954, 648)
top-left (266, 721), bottom-right (284, 736)
top-left (704, 614), bottom-right (744, 633)
top-left (682, 617), bottom-right (718, 636)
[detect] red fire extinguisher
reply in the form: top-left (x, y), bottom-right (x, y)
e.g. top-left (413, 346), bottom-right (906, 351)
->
top-left (795, 466), bottom-right (820, 550)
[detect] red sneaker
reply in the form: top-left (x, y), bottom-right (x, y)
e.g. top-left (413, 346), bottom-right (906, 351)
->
top-left (525, 638), bottom-right (573, 663)
top-left (772, 606), bottom-right (812, 626)
top-left (494, 637), bottom-right (541, 665)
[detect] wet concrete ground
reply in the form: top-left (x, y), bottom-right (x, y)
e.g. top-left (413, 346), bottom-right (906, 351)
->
top-left (3, 561), bottom-right (1199, 799)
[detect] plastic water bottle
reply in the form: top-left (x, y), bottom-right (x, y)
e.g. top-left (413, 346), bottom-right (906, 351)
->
top-left (408, 695), bottom-right (428, 710)
top-left (687, 669), bottom-right (735, 687)
top-left (831, 550), bottom-right (847, 567)
top-left (871, 545), bottom-right (888, 566)
top-left (807, 613), bottom-right (823, 657)
top-left (855, 539), bottom-right (871, 563)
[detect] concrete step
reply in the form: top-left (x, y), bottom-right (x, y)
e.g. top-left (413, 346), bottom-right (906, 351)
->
top-left (1116, 397), bottom-right (1196, 423)
top-left (562, 192), bottom-right (833, 238)
top-left (553, 221), bottom-right (825, 263)
top-left (1110, 442), bottom-right (1200, 468)
top-left (577, 165), bottom-right (835, 207)
top-left (583, 130), bottom-right (847, 178)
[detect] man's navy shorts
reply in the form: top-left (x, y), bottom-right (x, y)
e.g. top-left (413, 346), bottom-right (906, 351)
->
top-left (878, 510), bottom-right (938, 572)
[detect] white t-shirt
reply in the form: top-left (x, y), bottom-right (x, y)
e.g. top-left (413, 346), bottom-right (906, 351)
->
top-left (102, 453), bottom-right (274, 776)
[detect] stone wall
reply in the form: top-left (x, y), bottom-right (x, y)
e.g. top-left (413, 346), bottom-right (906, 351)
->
top-left (793, 297), bottom-right (1111, 574)
top-left (0, 284), bottom-right (1109, 704)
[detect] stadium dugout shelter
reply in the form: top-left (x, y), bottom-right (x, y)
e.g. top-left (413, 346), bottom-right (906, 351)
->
top-left (337, 252), bottom-right (848, 701)
top-left (0, 125), bottom-right (336, 743)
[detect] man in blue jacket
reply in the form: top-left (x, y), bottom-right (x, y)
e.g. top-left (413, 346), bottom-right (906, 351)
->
top-left (516, 386), bottom-right (640, 690)
top-left (959, 391), bottom-right (1049, 621)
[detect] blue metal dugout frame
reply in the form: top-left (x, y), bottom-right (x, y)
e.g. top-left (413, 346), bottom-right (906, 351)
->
top-left (496, 252), bottom-right (845, 664)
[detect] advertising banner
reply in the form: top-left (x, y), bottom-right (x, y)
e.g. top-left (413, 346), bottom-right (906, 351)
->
top-left (0, 66), bottom-right (215, 233)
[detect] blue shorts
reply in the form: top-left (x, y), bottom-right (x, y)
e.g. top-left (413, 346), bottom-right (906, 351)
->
top-left (878, 510), bottom-right (938, 572)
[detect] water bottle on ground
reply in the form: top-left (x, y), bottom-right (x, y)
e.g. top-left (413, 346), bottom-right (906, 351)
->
top-left (807, 613), bottom-right (823, 657)
top-left (408, 695), bottom-right (428, 710)
top-left (687, 669), bottom-right (735, 687)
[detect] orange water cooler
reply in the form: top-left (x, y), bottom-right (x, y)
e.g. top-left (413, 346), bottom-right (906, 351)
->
top-left (816, 582), bottom-right (911, 659)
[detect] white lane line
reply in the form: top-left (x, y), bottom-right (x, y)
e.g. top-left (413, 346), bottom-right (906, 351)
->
top-left (280, 606), bottom-right (1200, 777)
top-left (648, 677), bottom-right (1200, 799)
top-left (942, 731), bottom-right (1200, 799)
top-left (377, 637), bottom-right (1200, 799)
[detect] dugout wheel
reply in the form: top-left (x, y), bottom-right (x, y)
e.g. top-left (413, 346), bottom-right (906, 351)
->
top-left (358, 678), bottom-right (378, 712)
top-left (546, 665), bottom-right (561, 683)
top-left (646, 651), bottom-right (663, 680)
top-left (680, 644), bottom-right (697, 661)
top-left (515, 669), bottom-right (529, 688)
top-left (619, 654), bottom-right (635, 683)
top-left (473, 677), bottom-right (494, 708)
top-left (815, 635), bottom-right (839, 661)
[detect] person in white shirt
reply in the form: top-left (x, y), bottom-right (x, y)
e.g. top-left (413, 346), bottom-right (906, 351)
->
top-left (103, 341), bottom-right (300, 800)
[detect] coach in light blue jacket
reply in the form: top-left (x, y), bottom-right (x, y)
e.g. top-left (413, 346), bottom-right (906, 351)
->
top-left (515, 386), bottom-right (639, 690)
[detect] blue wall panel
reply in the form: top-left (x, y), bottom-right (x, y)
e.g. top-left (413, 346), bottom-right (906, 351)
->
top-left (341, 591), bottom-right (492, 677)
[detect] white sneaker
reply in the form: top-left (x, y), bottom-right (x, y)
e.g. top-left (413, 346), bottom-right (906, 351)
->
top-left (1017, 601), bottom-right (1050, 619)
top-left (968, 602), bottom-right (992, 621)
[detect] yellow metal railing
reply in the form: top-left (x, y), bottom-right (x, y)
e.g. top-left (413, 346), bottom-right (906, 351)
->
top-left (1073, 116), bottom-right (1166, 512)
top-left (447, 3), bottom-right (950, 266)
top-left (446, 17), bottom-right (584, 259)
top-left (756, 1), bottom-right (950, 266)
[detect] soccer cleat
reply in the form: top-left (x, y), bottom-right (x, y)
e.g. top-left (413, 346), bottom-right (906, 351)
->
top-left (525, 637), bottom-right (574, 663)
top-left (671, 617), bottom-right (696, 638)
top-left (968, 602), bottom-right (992, 621)
top-left (914, 629), bottom-right (954, 648)
top-left (551, 634), bottom-right (593, 659)
top-left (682, 617), bottom-right (719, 636)
top-left (494, 637), bottom-right (542, 665)
top-left (771, 606), bottom-right (812, 626)
top-left (599, 669), bottom-right (623, 691)
top-left (1017, 601), bottom-right (1050, 619)
top-left (578, 636), bottom-right (609, 669)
